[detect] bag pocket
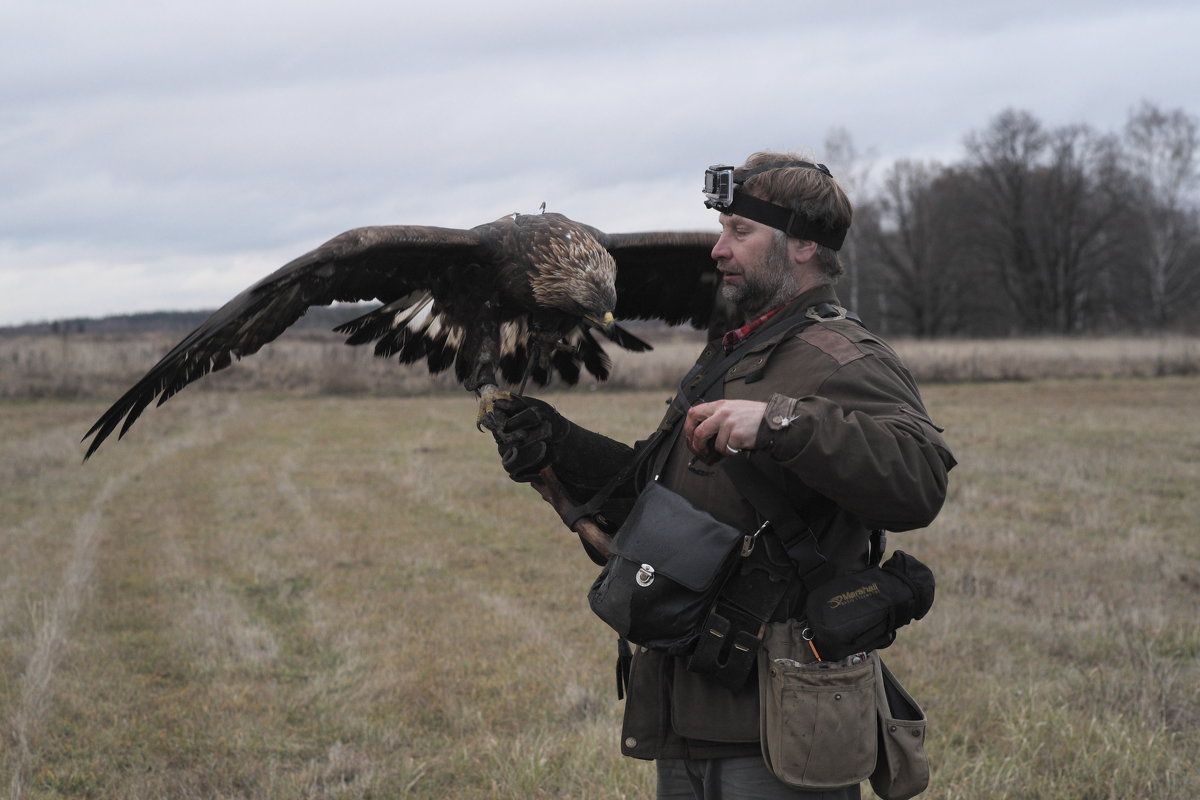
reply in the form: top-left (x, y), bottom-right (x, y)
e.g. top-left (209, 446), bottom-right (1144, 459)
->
top-left (870, 659), bottom-right (929, 800)
top-left (588, 481), bottom-right (744, 653)
top-left (758, 621), bottom-right (878, 790)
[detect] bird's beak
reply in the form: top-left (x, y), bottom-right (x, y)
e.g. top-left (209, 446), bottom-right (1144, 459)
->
top-left (586, 311), bottom-right (617, 330)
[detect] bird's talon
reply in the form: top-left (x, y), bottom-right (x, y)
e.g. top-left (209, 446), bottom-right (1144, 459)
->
top-left (476, 389), bottom-right (513, 429)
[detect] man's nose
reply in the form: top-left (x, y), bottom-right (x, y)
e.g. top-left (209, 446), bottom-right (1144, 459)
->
top-left (711, 232), bottom-right (731, 261)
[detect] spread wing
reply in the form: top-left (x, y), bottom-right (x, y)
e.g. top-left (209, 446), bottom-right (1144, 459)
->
top-left (84, 219), bottom-right (732, 459)
top-left (82, 225), bottom-right (487, 459)
top-left (598, 231), bottom-right (734, 332)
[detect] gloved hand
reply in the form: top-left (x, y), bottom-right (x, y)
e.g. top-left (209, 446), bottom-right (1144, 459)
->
top-left (486, 395), bottom-right (571, 482)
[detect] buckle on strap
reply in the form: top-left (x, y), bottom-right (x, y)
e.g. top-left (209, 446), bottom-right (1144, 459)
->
top-left (740, 520), bottom-right (771, 557)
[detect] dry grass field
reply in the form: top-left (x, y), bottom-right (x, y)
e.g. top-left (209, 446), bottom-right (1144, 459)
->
top-left (3, 328), bottom-right (1199, 401)
top-left (1, 334), bottom-right (1198, 799)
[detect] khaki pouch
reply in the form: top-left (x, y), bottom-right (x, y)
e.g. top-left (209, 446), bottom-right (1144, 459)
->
top-left (869, 659), bottom-right (930, 800)
top-left (758, 620), bottom-right (878, 790)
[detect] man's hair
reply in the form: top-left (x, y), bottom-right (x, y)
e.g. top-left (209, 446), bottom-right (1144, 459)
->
top-left (735, 151), bottom-right (852, 281)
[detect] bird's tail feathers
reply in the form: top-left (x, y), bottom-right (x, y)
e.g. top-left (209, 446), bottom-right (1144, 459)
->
top-left (577, 329), bottom-right (612, 381)
top-left (599, 322), bottom-right (653, 353)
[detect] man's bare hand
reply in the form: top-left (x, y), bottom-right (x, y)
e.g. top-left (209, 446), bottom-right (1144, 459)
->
top-left (684, 399), bottom-right (767, 463)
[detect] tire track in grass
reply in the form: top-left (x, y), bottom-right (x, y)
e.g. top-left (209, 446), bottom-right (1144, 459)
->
top-left (0, 416), bottom-right (115, 638)
top-left (159, 506), bottom-right (283, 672)
top-left (3, 420), bottom-right (231, 800)
top-left (6, 469), bottom-right (128, 799)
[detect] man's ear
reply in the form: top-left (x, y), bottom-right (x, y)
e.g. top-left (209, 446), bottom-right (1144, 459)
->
top-left (788, 237), bottom-right (819, 265)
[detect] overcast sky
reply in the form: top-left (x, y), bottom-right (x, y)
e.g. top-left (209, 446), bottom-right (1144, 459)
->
top-left (3, 0), bottom-right (1197, 326)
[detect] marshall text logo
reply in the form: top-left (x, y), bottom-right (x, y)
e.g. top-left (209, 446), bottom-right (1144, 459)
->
top-left (826, 583), bottom-right (881, 609)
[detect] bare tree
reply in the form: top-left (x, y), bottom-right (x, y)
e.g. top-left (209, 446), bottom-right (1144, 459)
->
top-left (1123, 102), bottom-right (1200, 327)
top-left (1033, 124), bottom-right (1129, 332)
top-left (860, 160), bottom-right (971, 336)
top-left (963, 110), bottom-right (1128, 333)
top-left (962, 110), bottom-right (1047, 332)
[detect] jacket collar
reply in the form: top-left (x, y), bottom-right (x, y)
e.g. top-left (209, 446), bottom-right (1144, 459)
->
top-left (722, 284), bottom-right (842, 352)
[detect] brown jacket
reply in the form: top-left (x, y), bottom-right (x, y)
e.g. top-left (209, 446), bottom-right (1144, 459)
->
top-left (619, 285), bottom-right (956, 761)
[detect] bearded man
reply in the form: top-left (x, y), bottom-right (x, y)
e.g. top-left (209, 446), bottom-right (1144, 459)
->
top-left (489, 152), bottom-right (956, 800)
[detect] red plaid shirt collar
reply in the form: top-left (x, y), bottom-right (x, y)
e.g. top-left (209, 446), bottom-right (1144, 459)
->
top-left (721, 305), bottom-right (785, 352)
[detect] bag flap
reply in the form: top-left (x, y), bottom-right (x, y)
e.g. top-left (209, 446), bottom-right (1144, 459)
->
top-left (610, 482), bottom-right (743, 592)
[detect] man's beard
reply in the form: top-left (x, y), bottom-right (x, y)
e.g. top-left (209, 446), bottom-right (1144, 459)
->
top-left (720, 236), bottom-right (800, 317)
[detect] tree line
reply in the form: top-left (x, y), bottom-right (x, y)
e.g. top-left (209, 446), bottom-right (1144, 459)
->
top-left (12, 103), bottom-right (1196, 341)
top-left (831, 101), bottom-right (1200, 336)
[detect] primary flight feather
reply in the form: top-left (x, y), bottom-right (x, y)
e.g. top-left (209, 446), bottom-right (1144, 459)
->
top-left (82, 212), bottom-right (723, 458)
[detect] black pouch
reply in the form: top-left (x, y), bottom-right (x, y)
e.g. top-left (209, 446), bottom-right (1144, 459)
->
top-left (803, 551), bottom-right (934, 661)
top-left (587, 481), bottom-right (745, 654)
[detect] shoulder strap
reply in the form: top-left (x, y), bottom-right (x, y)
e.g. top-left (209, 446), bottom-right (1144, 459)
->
top-left (721, 457), bottom-right (835, 588)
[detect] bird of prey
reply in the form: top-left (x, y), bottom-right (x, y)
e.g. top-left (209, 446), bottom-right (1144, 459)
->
top-left (82, 211), bottom-right (724, 459)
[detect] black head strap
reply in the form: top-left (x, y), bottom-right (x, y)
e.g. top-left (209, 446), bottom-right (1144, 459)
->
top-left (724, 192), bottom-right (848, 250)
top-left (705, 160), bottom-right (847, 250)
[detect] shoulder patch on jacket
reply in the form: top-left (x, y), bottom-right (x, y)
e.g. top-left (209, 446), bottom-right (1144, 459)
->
top-left (797, 324), bottom-right (867, 366)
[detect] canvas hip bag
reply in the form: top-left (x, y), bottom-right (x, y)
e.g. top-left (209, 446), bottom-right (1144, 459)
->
top-left (757, 619), bottom-right (930, 798)
top-left (758, 619), bottom-right (879, 790)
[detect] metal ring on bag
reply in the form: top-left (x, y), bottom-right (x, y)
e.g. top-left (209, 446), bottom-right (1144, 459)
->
top-left (636, 564), bottom-right (656, 587)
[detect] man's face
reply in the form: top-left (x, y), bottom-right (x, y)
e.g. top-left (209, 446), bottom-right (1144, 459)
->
top-left (711, 213), bottom-right (797, 316)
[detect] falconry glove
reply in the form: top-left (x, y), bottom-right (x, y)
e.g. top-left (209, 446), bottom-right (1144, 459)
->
top-left (488, 396), bottom-right (571, 481)
top-left (488, 395), bottom-right (635, 498)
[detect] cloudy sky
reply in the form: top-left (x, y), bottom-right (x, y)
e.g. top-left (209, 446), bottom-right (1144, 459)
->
top-left (3, 0), bottom-right (1197, 326)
